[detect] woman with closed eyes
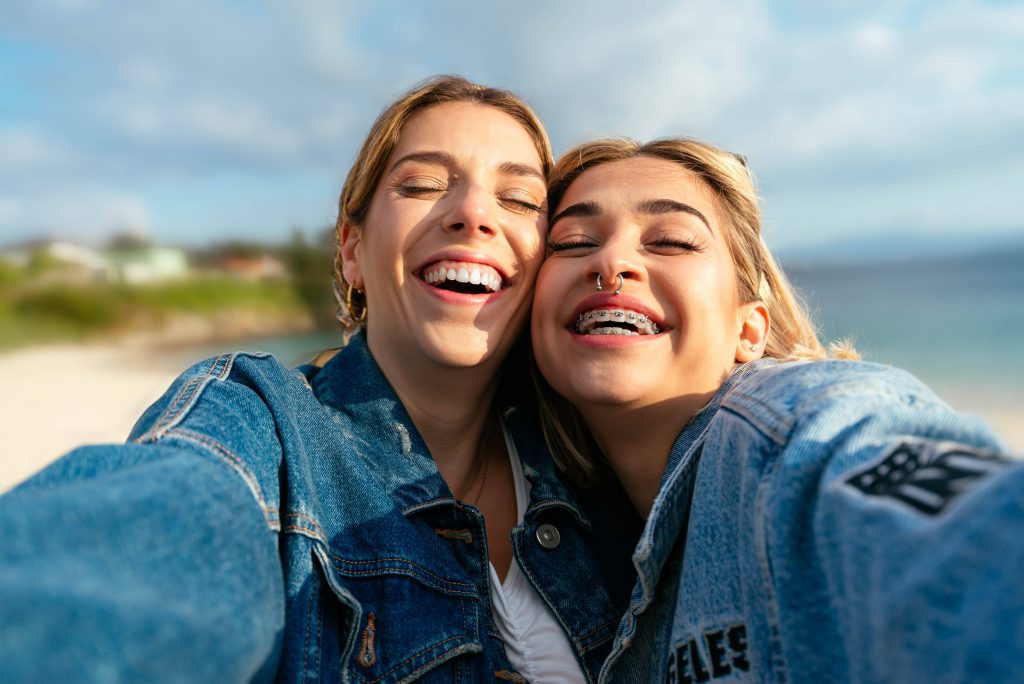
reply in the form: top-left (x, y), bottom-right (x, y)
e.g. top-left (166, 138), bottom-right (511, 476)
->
top-left (0, 77), bottom-right (638, 683)
top-left (531, 137), bottom-right (1023, 683)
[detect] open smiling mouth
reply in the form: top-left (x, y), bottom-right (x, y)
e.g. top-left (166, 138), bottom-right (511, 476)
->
top-left (421, 262), bottom-right (504, 295)
top-left (575, 309), bottom-right (662, 336)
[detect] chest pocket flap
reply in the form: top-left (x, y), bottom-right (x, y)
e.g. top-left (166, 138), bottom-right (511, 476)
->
top-left (313, 544), bottom-right (483, 683)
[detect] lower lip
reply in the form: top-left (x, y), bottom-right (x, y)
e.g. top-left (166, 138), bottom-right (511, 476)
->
top-left (568, 329), bottom-right (665, 347)
top-left (417, 277), bottom-right (506, 304)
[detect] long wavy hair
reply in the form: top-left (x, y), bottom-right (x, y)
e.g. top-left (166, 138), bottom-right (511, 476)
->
top-left (333, 75), bottom-right (553, 329)
top-left (537, 137), bottom-right (858, 486)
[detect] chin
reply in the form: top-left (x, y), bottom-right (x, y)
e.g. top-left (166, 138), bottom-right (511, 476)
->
top-left (420, 324), bottom-right (513, 370)
top-left (545, 363), bottom-right (650, 409)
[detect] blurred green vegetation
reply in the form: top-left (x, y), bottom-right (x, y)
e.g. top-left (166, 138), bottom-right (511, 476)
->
top-left (0, 228), bottom-right (338, 351)
top-left (282, 228), bottom-right (338, 327)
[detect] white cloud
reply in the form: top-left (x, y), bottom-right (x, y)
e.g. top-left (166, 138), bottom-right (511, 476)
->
top-left (2, 0), bottom-right (1021, 247)
top-left (0, 128), bottom-right (70, 171)
top-left (1, 189), bottom-right (152, 244)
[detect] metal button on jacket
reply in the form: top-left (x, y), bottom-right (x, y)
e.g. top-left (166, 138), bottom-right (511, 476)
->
top-left (535, 523), bottom-right (561, 549)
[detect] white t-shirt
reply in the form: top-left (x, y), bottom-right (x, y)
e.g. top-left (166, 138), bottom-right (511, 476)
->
top-left (488, 423), bottom-right (587, 683)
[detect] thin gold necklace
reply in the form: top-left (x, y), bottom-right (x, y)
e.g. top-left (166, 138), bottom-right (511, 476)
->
top-left (469, 447), bottom-right (491, 507)
top-left (463, 416), bottom-right (495, 506)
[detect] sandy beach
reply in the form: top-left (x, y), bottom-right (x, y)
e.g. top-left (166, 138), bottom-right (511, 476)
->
top-left (2, 342), bottom-right (1022, 493)
top-left (0, 343), bottom-right (186, 492)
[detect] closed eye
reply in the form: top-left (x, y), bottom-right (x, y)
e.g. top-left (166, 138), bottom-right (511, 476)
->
top-left (500, 195), bottom-right (543, 215)
top-left (648, 238), bottom-right (704, 254)
top-left (398, 184), bottom-right (446, 197)
top-left (547, 237), bottom-right (598, 253)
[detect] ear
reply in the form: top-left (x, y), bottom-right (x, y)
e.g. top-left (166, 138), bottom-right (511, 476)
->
top-left (735, 301), bottom-right (769, 362)
top-left (339, 222), bottom-right (364, 290)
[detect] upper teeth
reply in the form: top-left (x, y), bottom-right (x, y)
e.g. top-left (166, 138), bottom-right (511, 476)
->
top-left (575, 309), bottom-right (661, 336)
top-left (423, 263), bottom-right (502, 292)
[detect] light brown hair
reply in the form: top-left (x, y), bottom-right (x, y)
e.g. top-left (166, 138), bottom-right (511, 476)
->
top-left (539, 137), bottom-right (858, 485)
top-left (333, 75), bottom-right (553, 328)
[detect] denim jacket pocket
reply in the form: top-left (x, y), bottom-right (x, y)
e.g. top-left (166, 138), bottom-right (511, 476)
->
top-left (312, 544), bottom-right (483, 683)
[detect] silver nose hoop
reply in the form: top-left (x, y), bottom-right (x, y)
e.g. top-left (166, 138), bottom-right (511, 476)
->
top-left (594, 273), bottom-right (624, 295)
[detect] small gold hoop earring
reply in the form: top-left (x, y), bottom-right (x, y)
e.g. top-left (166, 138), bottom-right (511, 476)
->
top-left (346, 283), bottom-right (367, 324)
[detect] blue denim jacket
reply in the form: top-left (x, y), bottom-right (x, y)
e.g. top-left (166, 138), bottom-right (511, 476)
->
top-left (599, 359), bottom-right (1023, 683)
top-left (0, 333), bottom-right (639, 683)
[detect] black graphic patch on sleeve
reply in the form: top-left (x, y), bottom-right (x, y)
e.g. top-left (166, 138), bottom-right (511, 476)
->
top-left (844, 440), bottom-right (1010, 516)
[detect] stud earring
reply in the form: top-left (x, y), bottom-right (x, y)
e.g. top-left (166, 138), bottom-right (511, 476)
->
top-left (748, 343), bottom-right (757, 351)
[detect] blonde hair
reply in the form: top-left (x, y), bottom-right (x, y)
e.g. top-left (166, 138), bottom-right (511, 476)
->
top-left (333, 75), bottom-right (553, 328)
top-left (540, 137), bottom-right (858, 485)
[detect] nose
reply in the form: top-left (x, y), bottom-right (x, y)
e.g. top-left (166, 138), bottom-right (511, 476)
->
top-left (588, 238), bottom-right (640, 293)
top-left (443, 185), bottom-right (497, 237)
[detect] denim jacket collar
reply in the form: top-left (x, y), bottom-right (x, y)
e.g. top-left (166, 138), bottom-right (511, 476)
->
top-left (631, 360), bottom-right (770, 612)
top-left (308, 332), bottom-right (589, 526)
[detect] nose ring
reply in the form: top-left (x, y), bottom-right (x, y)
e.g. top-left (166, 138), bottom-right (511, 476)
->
top-left (595, 273), bottom-right (624, 295)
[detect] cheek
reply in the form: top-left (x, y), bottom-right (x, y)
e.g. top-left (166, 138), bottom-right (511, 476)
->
top-left (512, 219), bottom-right (547, 269)
top-left (531, 268), bottom-right (556, 326)
top-left (533, 261), bottom-right (564, 305)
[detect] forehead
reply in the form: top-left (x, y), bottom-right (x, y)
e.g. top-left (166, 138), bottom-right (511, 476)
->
top-left (394, 102), bottom-right (542, 167)
top-left (559, 156), bottom-right (720, 219)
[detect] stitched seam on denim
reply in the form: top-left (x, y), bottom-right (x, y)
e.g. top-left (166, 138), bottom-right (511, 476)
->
top-left (284, 512), bottom-right (327, 542)
top-left (722, 392), bottom-right (792, 446)
top-left (282, 526), bottom-right (328, 545)
top-left (402, 496), bottom-right (459, 516)
top-left (140, 353), bottom-right (234, 442)
top-left (329, 552), bottom-right (475, 591)
top-left (575, 616), bottom-right (620, 649)
top-left (507, 535), bottom-right (591, 657)
top-left (327, 565), bottom-right (478, 598)
top-left (302, 565), bottom-right (317, 681)
top-left (460, 585), bottom-right (471, 651)
top-left (755, 443), bottom-right (789, 683)
top-left (524, 499), bottom-right (591, 530)
top-left (158, 426), bottom-right (280, 531)
top-left (312, 544), bottom-right (361, 672)
top-left (314, 579), bottom-right (323, 684)
top-left (355, 635), bottom-right (472, 684)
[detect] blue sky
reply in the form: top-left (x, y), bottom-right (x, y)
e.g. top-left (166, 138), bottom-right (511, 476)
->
top-left (1, 0), bottom-right (1022, 254)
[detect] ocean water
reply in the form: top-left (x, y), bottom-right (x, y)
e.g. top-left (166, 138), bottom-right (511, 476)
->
top-left (785, 250), bottom-right (1024, 404)
top-left (170, 328), bottom-right (346, 369)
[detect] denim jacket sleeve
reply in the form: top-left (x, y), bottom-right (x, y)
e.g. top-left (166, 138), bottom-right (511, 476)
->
top-left (735, 361), bottom-right (1023, 682)
top-left (0, 353), bottom-right (287, 683)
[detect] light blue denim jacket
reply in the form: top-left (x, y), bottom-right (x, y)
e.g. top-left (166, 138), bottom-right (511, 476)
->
top-left (599, 359), bottom-right (1022, 684)
top-left (0, 333), bottom-right (640, 683)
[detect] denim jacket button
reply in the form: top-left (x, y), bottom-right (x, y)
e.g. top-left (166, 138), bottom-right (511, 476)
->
top-left (535, 523), bottom-right (561, 549)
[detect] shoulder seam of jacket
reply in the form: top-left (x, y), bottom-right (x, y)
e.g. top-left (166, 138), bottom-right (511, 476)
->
top-left (155, 425), bottom-right (281, 531)
top-left (136, 352), bottom-right (271, 442)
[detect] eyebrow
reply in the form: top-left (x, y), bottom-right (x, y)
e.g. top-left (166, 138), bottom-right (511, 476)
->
top-left (637, 198), bottom-right (712, 233)
top-left (550, 198), bottom-right (713, 233)
top-left (499, 161), bottom-right (545, 182)
top-left (550, 200), bottom-right (600, 229)
top-left (389, 151), bottom-right (453, 173)
top-left (389, 152), bottom-right (544, 182)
